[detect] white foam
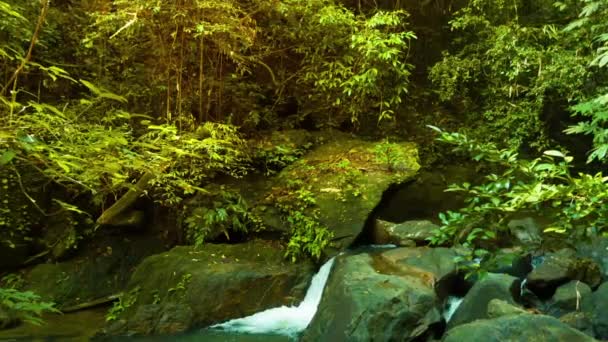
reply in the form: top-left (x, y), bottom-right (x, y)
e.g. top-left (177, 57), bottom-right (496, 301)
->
top-left (443, 296), bottom-right (464, 322)
top-left (209, 257), bottom-right (336, 336)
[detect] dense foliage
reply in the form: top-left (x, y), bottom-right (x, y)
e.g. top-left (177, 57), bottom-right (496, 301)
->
top-left (2, 0), bottom-right (608, 325)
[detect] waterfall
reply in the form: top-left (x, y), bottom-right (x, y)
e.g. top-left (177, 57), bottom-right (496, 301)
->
top-left (443, 296), bottom-right (464, 322)
top-left (209, 257), bottom-right (336, 337)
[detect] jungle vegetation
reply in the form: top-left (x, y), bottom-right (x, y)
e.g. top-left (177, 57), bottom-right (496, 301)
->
top-left (1, 0), bottom-right (608, 320)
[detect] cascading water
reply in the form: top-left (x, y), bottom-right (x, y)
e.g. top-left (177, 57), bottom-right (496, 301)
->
top-left (209, 257), bottom-right (336, 337)
top-left (443, 296), bottom-right (464, 322)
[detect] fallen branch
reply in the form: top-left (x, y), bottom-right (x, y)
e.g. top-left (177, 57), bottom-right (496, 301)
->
top-left (96, 171), bottom-right (157, 225)
top-left (61, 293), bottom-right (122, 313)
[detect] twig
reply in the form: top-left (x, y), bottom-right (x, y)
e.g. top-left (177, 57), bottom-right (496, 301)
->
top-left (0, 0), bottom-right (51, 96)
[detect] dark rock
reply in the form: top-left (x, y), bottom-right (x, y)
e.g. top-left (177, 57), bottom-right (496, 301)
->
top-left (448, 273), bottom-right (521, 329)
top-left (482, 248), bottom-right (533, 278)
top-left (581, 282), bottom-right (608, 339)
top-left (124, 303), bottom-right (193, 336)
top-left (575, 237), bottom-right (608, 281)
top-left (560, 312), bottom-right (594, 337)
top-left (527, 249), bottom-right (602, 297)
top-left (302, 252), bottom-right (439, 342)
top-left (444, 314), bottom-right (597, 342)
top-left (486, 299), bottom-right (527, 318)
top-left (549, 281), bottom-right (591, 317)
top-left (374, 165), bottom-right (477, 221)
top-left (102, 240), bottom-right (314, 337)
top-left (370, 219), bottom-right (439, 246)
top-left (23, 234), bottom-right (164, 309)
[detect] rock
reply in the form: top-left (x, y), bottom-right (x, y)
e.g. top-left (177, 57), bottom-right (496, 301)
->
top-left (378, 247), bottom-right (460, 298)
top-left (581, 282), bottom-right (608, 339)
top-left (22, 234), bottom-right (164, 309)
top-left (370, 219), bottom-right (439, 246)
top-left (575, 237), bottom-right (608, 281)
top-left (560, 312), bottom-right (594, 337)
top-left (448, 273), bottom-right (521, 329)
top-left (527, 249), bottom-right (602, 297)
top-left (278, 132), bottom-right (420, 254)
top-left (486, 299), bottom-right (527, 318)
top-left (374, 165), bottom-right (476, 221)
top-left (101, 240), bottom-right (315, 337)
top-left (507, 217), bottom-right (542, 246)
top-left (549, 281), bottom-right (591, 317)
top-left (302, 252), bottom-right (439, 342)
top-left (481, 248), bottom-right (533, 278)
top-left (123, 303), bottom-right (193, 335)
top-left (444, 314), bottom-right (597, 342)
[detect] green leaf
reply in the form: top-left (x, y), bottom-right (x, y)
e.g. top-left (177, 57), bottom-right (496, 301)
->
top-left (543, 150), bottom-right (565, 158)
top-left (0, 150), bottom-right (16, 165)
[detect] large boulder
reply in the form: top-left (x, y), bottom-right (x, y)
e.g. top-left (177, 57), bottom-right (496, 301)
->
top-left (100, 240), bottom-right (315, 337)
top-left (448, 273), bottom-right (521, 329)
top-left (21, 234), bottom-right (164, 309)
top-left (275, 132), bottom-right (419, 253)
top-left (302, 252), bottom-right (440, 342)
top-left (377, 247), bottom-right (460, 298)
top-left (548, 281), bottom-right (592, 317)
top-left (443, 314), bottom-right (597, 342)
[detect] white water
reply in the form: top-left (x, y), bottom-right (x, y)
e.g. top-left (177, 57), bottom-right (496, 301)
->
top-left (209, 257), bottom-right (336, 337)
top-left (443, 296), bottom-right (464, 322)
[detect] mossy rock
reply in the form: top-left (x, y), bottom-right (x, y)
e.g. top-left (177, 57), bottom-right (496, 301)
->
top-left (274, 132), bottom-right (420, 254)
top-left (101, 240), bottom-right (315, 337)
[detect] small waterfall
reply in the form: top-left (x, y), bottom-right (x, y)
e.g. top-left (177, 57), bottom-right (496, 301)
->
top-left (209, 257), bottom-right (336, 337)
top-left (443, 296), bottom-right (464, 322)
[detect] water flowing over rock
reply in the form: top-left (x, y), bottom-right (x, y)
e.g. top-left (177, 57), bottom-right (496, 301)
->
top-left (98, 240), bottom-right (314, 337)
top-left (209, 257), bottom-right (335, 336)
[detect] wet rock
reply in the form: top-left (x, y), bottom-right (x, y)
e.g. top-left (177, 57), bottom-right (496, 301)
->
top-left (507, 217), bottom-right (542, 246)
top-left (481, 248), bottom-right (533, 278)
top-left (486, 299), bottom-right (527, 318)
top-left (121, 303), bottom-right (193, 336)
top-left (560, 312), bottom-right (594, 337)
top-left (444, 314), bottom-right (597, 342)
top-left (527, 249), bottom-right (602, 297)
top-left (575, 237), bottom-right (608, 281)
top-left (370, 219), bottom-right (439, 246)
top-left (378, 247), bottom-right (460, 298)
top-left (548, 281), bottom-right (591, 317)
top-left (302, 252), bottom-right (439, 342)
top-left (101, 240), bottom-right (315, 337)
top-left (448, 273), bottom-right (521, 329)
top-left (581, 282), bottom-right (608, 339)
